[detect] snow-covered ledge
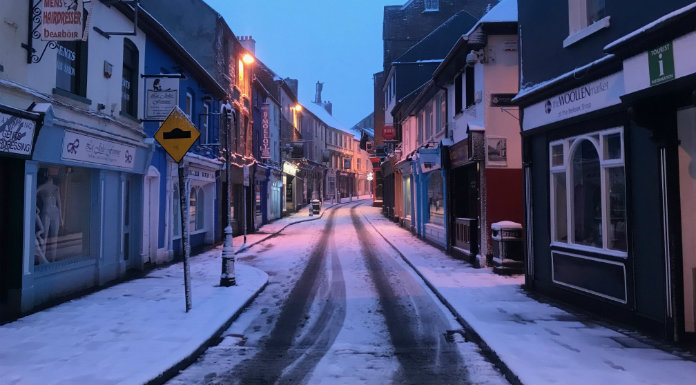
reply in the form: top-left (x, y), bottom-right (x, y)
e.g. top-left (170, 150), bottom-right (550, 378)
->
top-left (563, 16), bottom-right (611, 48)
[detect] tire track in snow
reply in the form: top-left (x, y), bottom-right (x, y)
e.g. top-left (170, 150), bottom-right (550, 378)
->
top-left (350, 205), bottom-right (471, 385)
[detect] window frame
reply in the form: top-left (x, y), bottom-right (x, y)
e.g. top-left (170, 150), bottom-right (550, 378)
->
top-left (454, 73), bottom-right (463, 114)
top-left (549, 127), bottom-right (627, 258)
top-left (465, 66), bottom-right (475, 109)
top-left (121, 39), bottom-right (139, 118)
top-left (564, 0), bottom-right (610, 47)
top-left (424, 0), bottom-right (439, 12)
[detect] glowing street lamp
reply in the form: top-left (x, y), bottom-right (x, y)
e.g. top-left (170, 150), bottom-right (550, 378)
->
top-left (242, 53), bottom-right (255, 65)
top-left (294, 104), bottom-right (303, 112)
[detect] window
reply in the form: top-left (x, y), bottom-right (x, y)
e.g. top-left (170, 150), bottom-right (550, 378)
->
top-left (56, 40), bottom-right (88, 97)
top-left (569, 0), bottom-right (606, 33)
top-left (358, 158), bottom-right (362, 170)
top-left (189, 187), bottom-right (205, 231)
top-left (121, 39), bottom-right (139, 117)
top-left (439, 94), bottom-right (447, 133)
top-left (454, 73), bottom-right (463, 113)
top-left (465, 66), bottom-right (475, 108)
top-left (424, 0), bottom-right (439, 11)
top-left (417, 112), bottom-right (424, 143)
top-left (185, 92), bottom-right (193, 118)
top-left (202, 103), bottom-right (210, 144)
top-left (425, 103), bottom-right (433, 140)
top-left (34, 165), bottom-right (92, 266)
top-left (428, 172), bottom-right (444, 225)
top-left (549, 128), bottom-right (627, 253)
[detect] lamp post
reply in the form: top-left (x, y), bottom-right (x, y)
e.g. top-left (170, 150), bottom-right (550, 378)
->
top-left (220, 101), bottom-right (235, 287)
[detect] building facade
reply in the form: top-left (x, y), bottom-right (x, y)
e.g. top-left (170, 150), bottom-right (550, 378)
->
top-left (517, 0), bottom-right (696, 340)
top-left (0, 0), bottom-right (153, 320)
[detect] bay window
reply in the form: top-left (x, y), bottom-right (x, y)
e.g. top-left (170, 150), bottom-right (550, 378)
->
top-left (550, 128), bottom-right (627, 253)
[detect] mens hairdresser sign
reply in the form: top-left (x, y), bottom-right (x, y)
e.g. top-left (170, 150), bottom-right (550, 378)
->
top-left (522, 72), bottom-right (625, 131)
top-left (41, 0), bottom-right (90, 41)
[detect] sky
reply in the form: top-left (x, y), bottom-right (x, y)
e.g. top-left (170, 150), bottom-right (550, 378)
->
top-left (202, 0), bottom-right (399, 129)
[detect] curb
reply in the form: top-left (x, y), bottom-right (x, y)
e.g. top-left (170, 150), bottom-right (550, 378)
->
top-left (144, 277), bottom-right (270, 385)
top-left (360, 209), bottom-right (524, 385)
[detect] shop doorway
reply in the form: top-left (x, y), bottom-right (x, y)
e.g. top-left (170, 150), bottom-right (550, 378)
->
top-left (450, 163), bottom-right (480, 257)
top-left (0, 158), bottom-right (23, 321)
top-left (677, 106), bottom-right (696, 333)
top-left (142, 166), bottom-right (160, 265)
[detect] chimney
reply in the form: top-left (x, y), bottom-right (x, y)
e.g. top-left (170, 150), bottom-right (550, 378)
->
top-left (239, 35), bottom-right (256, 55)
top-left (284, 78), bottom-right (299, 97)
top-left (323, 101), bottom-right (332, 115)
top-left (315, 81), bottom-right (323, 104)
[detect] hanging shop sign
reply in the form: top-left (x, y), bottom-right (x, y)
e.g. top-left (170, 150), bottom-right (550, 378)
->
top-left (62, 130), bottom-right (136, 169)
top-left (283, 161), bottom-right (298, 176)
top-left (260, 103), bottom-right (271, 159)
top-left (0, 111), bottom-right (38, 157)
top-left (522, 72), bottom-right (624, 131)
top-left (41, 0), bottom-right (89, 41)
top-left (144, 76), bottom-right (180, 121)
top-left (383, 125), bottom-right (396, 140)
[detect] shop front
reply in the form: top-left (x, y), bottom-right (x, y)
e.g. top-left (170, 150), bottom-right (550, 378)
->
top-left (448, 137), bottom-right (483, 261)
top-left (518, 58), bottom-right (680, 336)
top-left (396, 156), bottom-right (414, 231)
top-left (413, 143), bottom-right (448, 248)
top-left (18, 103), bottom-right (152, 315)
top-left (283, 161), bottom-right (300, 214)
top-left (604, 11), bottom-right (696, 338)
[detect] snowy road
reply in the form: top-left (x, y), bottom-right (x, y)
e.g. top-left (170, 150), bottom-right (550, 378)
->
top-left (166, 202), bottom-right (507, 385)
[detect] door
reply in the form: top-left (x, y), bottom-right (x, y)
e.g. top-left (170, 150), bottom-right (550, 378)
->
top-left (142, 167), bottom-right (160, 265)
top-left (678, 107), bottom-right (696, 333)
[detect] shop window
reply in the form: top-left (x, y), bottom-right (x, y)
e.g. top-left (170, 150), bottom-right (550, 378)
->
top-left (121, 39), bottom-right (139, 117)
top-left (34, 165), bottom-right (91, 265)
top-left (549, 128), bottom-right (627, 253)
top-left (404, 177), bottom-right (412, 217)
top-left (428, 172), bottom-right (444, 226)
top-left (55, 40), bottom-right (88, 97)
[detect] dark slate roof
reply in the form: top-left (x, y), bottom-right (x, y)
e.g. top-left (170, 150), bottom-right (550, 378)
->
top-left (393, 10), bottom-right (478, 63)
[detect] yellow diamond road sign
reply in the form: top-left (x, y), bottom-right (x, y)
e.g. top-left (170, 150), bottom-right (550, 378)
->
top-left (154, 106), bottom-right (200, 163)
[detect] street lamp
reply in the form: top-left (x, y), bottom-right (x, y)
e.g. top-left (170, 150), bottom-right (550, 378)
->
top-left (220, 101), bottom-right (235, 287)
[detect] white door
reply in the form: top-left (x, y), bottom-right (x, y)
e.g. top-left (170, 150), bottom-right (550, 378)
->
top-left (143, 166), bottom-right (160, 265)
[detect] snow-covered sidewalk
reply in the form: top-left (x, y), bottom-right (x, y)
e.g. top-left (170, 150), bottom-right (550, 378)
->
top-left (359, 205), bottom-right (696, 385)
top-left (0, 199), bottom-right (356, 385)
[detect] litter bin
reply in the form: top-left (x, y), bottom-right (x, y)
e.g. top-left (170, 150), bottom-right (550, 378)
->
top-left (311, 199), bottom-right (321, 215)
top-left (491, 221), bottom-right (523, 275)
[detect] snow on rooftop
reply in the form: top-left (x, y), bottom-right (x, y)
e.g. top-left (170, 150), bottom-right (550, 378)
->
top-left (478, 0), bottom-right (518, 24)
top-left (513, 54), bottom-right (615, 101)
top-left (301, 100), bottom-right (349, 133)
top-left (604, 2), bottom-right (696, 51)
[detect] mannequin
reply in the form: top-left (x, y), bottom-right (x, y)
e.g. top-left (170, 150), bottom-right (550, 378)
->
top-left (37, 175), bottom-right (62, 261)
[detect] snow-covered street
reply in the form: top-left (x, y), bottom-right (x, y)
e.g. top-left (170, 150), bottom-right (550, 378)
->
top-left (168, 201), bottom-right (507, 385)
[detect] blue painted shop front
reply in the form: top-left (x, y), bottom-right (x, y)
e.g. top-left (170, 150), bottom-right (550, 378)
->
top-left (143, 37), bottom-right (224, 263)
top-left (20, 104), bottom-right (153, 314)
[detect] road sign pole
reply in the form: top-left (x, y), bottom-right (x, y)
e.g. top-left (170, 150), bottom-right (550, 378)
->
top-left (153, 106), bottom-right (201, 310)
top-left (179, 162), bottom-right (192, 312)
